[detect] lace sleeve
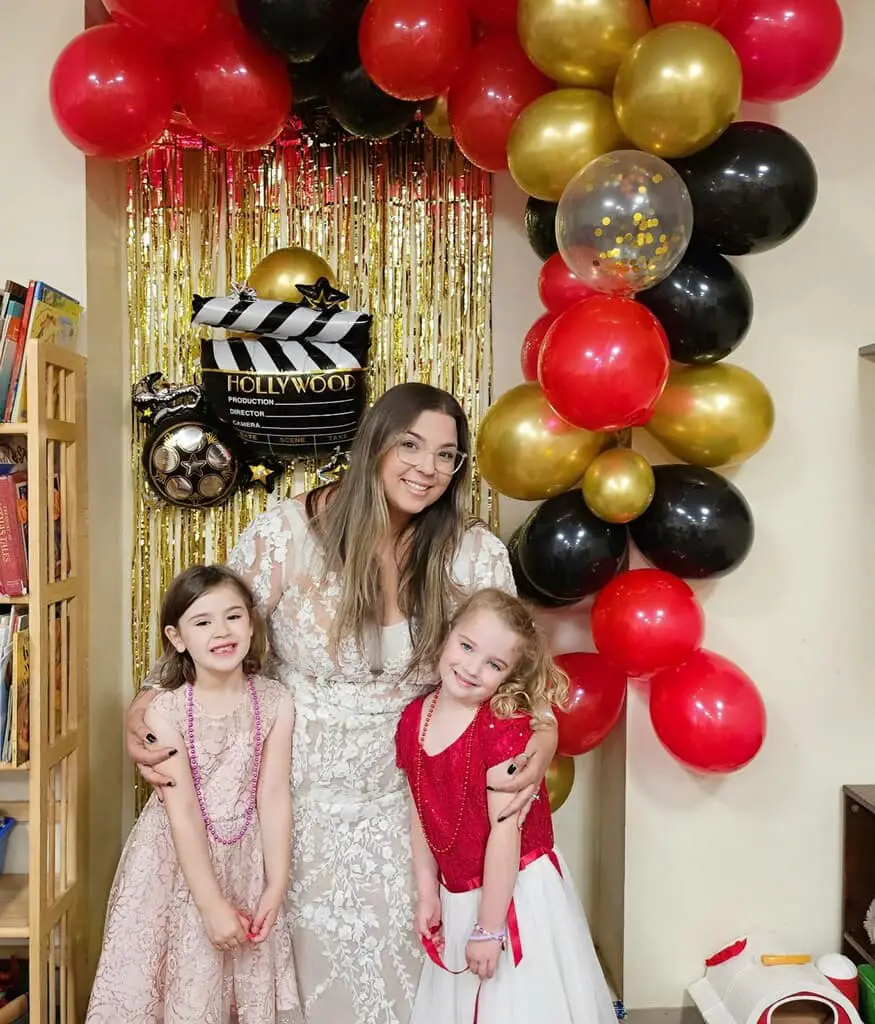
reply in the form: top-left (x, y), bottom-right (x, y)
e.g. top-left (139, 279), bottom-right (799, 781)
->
top-left (226, 501), bottom-right (300, 620)
top-left (460, 523), bottom-right (517, 597)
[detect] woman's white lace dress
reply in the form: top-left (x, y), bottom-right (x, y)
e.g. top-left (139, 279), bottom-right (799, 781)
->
top-left (227, 499), bottom-right (514, 1024)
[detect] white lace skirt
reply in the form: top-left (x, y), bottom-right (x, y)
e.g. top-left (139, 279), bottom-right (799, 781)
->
top-left (410, 851), bottom-right (618, 1024)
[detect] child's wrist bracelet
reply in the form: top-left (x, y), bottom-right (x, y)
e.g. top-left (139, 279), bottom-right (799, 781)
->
top-left (469, 923), bottom-right (506, 944)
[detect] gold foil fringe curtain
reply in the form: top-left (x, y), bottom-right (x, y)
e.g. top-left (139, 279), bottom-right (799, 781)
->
top-left (128, 133), bottom-right (495, 690)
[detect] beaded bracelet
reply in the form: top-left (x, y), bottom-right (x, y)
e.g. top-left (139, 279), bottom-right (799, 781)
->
top-left (468, 923), bottom-right (506, 944)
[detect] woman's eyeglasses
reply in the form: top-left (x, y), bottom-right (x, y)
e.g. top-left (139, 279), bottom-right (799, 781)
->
top-left (394, 437), bottom-right (467, 477)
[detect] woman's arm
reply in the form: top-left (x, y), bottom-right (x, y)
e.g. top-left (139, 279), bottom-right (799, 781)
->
top-left (256, 690), bottom-right (295, 901)
top-left (126, 687), bottom-right (178, 792)
top-left (466, 757), bottom-right (523, 981)
top-left (489, 717), bottom-right (558, 824)
top-left (144, 703), bottom-right (247, 951)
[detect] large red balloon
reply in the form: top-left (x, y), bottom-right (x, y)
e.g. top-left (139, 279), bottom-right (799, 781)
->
top-left (538, 295), bottom-right (670, 432)
top-left (716, 0), bottom-right (843, 103)
top-left (520, 313), bottom-right (556, 382)
top-left (650, 0), bottom-right (733, 26)
top-left (649, 650), bottom-right (766, 773)
top-left (176, 13), bottom-right (291, 150)
top-left (538, 253), bottom-right (598, 315)
top-left (554, 653), bottom-right (627, 757)
top-left (49, 24), bottom-right (174, 160)
top-left (447, 32), bottom-right (552, 172)
top-left (103, 0), bottom-right (218, 47)
top-left (466, 0), bottom-right (517, 26)
top-left (591, 569), bottom-right (704, 678)
top-left (359, 0), bottom-right (472, 102)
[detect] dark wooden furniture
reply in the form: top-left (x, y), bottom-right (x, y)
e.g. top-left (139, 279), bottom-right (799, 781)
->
top-left (842, 786), bottom-right (875, 968)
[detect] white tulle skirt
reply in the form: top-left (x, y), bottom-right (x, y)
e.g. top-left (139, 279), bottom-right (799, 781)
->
top-left (410, 850), bottom-right (618, 1024)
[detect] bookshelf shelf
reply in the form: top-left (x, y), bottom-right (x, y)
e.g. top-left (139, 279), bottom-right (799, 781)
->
top-left (0, 339), bottom-right (87, 1021)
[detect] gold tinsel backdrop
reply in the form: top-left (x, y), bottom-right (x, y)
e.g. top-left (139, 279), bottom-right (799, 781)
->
top-left (128, 133), bottom-right (494, 691)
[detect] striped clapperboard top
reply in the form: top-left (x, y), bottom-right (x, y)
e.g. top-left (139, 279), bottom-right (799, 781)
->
top-left (197, 294), bottom-right (372, 460)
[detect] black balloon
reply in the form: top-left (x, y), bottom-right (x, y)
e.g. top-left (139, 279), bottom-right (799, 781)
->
top-left (239, 0), bottom-right (366, 62)
top-left (508, 526), bottom-right (579, 608)
top-left (518, 491), bottom-right (628, 602)
top-left (670, 122), bottom-right (817, 257)
top-left (327, 61), bottom-right (417, 139)
top-left (524, 198), bottom-right (559, 261)
top-left (629, 465), bottom-right (754, 579)
top-left (637, 236), bottom-right (753, 364)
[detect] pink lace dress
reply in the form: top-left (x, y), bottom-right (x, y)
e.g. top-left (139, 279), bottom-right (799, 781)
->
top-left (86, 676), bottom-right (303, 1024)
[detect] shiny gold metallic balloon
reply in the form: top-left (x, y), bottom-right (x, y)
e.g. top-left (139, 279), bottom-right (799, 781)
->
top-left (247, 246), bottom-right (337, 304)
top-left (582, 448), bottom-right (655, 523)
top-left (547, 755), bottom-right (575, 812)
top-left (422, 95), bottom-right (453, 140)
top-left (507, 89), bottom-right (626, 203)
top-left (477, 383), bottom-right (605, 501)
top-left (613, 24), bottom-right (742, 159)
top-left (646, 363), bottom-right (775, 468)
top-left (518, 0), bottom-right (652, 90)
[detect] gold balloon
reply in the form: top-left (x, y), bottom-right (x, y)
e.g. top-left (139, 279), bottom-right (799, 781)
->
top-left (507, 89), bottom-right (626, 203)
top-left (247, 246), bottom-right (337, 304)
top-left (646, 364), bottom-right (775, 468)
top-left (422, 95), bottom-right (453, 140)
top-left (547, 756), bottom-right (575, 813)
top-left (518, 0), bottom-right (652, 90)
top-left (477, 383), bottom-right (605, 501)
top-left (613, 24), bottom-right (742, 159)
top-left (582, 448), bottom-right (655, 523)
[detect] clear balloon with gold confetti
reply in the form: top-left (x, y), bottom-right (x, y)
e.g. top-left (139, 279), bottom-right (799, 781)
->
top-left (556, 149), bottom-right (693, 296)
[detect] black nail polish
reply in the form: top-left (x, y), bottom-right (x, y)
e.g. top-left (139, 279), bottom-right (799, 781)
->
top-left (506, 764), bottom-right (517, 776)
top-left (486, 786), bottom-right (496, 792)
top-left (497, 814), bottom-right (507, 823)
top-left (169, 749), bottom-right (178, 756)
top-left (166, 781), bottom-right (175, 788)
top-left (145, 733), bottom-right (157, 744)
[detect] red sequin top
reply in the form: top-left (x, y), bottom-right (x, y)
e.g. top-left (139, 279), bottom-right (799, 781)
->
top-left (395, 696), bottom-right (554, 892)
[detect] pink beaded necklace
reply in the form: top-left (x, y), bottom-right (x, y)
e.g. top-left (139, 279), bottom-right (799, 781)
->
top-left (185, 676), bottom-right (262, 846)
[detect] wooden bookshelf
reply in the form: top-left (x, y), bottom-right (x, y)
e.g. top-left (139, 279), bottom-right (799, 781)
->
top-left (0, 340), bottom-right (88, 1022)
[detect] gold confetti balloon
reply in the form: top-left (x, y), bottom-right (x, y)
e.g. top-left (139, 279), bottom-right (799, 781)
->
top-left (613, 23), bottom-right (742, 159)
top-left (556, 149), bottom-right (693, 296)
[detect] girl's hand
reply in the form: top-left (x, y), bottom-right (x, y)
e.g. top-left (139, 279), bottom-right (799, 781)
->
top-left (488, 718), bottom-right (558, 826)
top-left (466, 937), bottom-right (502, 980)
top-left (415, 892), bottom-right (444, 950)
top-left (249, 886), bottom-right (284, 944)
top-left (126, 688), bottom-right (177, 796)
top-left (202, 898), bottom-right (248, 952)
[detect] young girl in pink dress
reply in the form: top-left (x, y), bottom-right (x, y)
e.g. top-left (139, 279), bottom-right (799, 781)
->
top-left (86, 565), bottom-right (302, 1024)
top-left (395, 588), bottom-right (619, 1024)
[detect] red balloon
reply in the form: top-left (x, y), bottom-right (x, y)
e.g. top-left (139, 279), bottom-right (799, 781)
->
top-left (466, 0), bottom-right (518, 27)
top-left (359, 0), bottom-right (472, 102)
top-left (649, 650), bottom-right (766, 773)
top-left (177, 13), bottom-right (291, 150)
top-left (49, 24), bottom-right (174, 161)
top-left (521, 313), bottom-right (556, 382)
top-left (554, 653), bottom-right (627, 757)
top-left (591, 569), bottom-right (704, 678)
top-left (448, 32), bottom-right (553, 172)
top-left (103, 0), bottom-right (218, 47)
top-left (538, 254), bottom-right (598, 315)
top-left (538, 295), bottom-right (670, 432)
top-left (650, 0), bottom-right (733, 26)
top-left (716, 0), bottom-right (843, 103)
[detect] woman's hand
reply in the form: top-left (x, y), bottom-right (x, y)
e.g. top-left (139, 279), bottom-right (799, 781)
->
top-left (487, 716), bottom-right (558, 826)
top-left (126, 688), bottom-right (177, 796)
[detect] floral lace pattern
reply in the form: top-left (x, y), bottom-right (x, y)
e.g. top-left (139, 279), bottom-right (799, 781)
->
top-left (227, 500), bottom-right (515, 1024)
top-left (87, 677), bottom-right (304, 1024)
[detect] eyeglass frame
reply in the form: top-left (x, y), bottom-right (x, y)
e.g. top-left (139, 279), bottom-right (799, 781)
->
top-left (392, 435), bottom-right (469, 477)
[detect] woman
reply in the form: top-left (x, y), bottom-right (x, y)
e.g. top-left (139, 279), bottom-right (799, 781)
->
top-left (126, 383), bottom-right (558, 1024)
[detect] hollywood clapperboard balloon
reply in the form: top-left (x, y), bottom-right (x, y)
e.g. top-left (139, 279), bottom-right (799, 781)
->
top-left (194, 280), bottom-right (372, 461)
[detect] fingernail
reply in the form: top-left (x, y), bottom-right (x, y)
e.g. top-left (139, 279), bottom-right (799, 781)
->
top-left (506, 764), bottom-right (517, 776)
top-left (145, 733), bottom-right (157, 744)
top-left (169, 749), bottom-right (178, 756)
top-left (497, 814), bottom-right (507, 823)
top-left (166, 781), bottom-right (175, 788)
top-left (486, 786), bottom-right (496, 792)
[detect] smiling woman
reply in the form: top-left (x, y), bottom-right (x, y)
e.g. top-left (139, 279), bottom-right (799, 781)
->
top-left (124, 382), bottom-right (559, 1024)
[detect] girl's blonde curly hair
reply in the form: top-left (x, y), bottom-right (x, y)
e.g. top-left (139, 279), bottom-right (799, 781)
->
top-left (443, 588), bottom-right (569, 719)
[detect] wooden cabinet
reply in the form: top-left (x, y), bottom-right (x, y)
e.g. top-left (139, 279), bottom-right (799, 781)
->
top-left (842, 785), bottom-right (875, 968)
top-left (0, 340), bottom-right (88, 1022)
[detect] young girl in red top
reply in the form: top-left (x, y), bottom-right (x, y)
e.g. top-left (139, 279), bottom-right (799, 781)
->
top-left (395, 588), bottom-right (618, 1024)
